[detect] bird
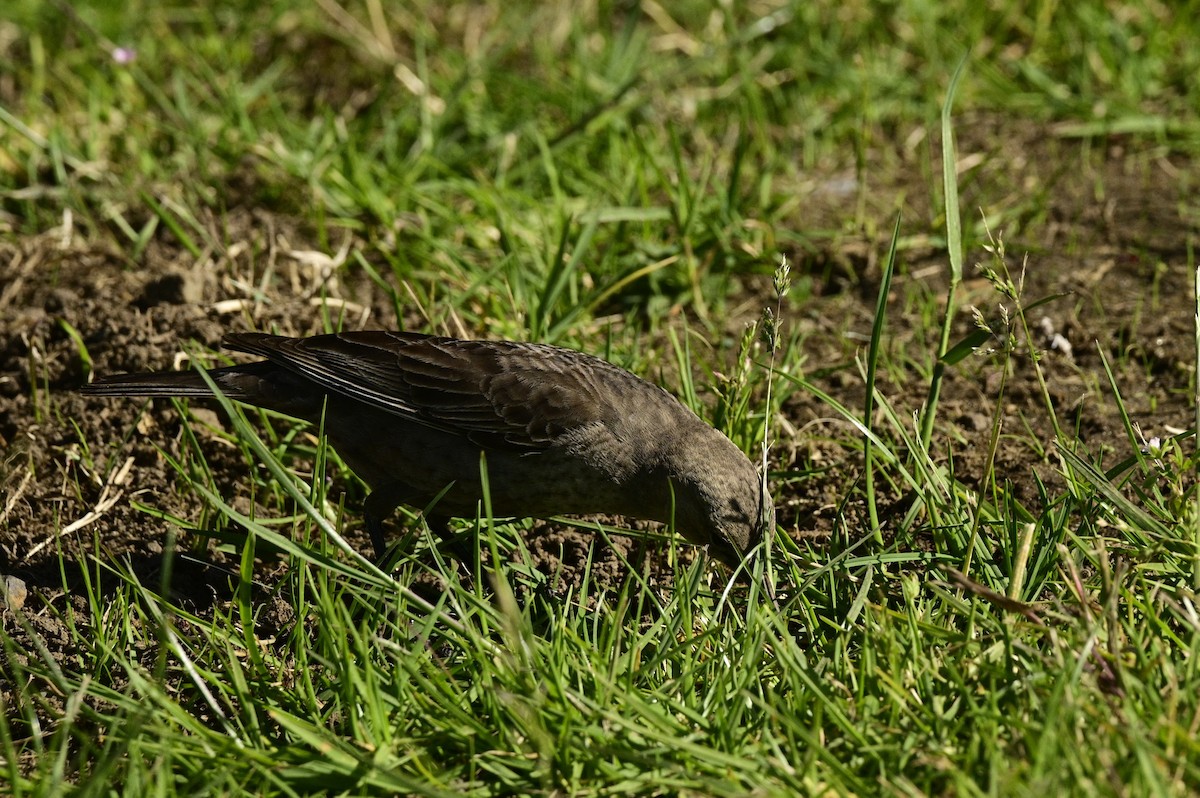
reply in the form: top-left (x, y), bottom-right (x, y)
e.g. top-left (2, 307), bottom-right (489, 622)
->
top-left (80, 330), bottom-right (774, 568)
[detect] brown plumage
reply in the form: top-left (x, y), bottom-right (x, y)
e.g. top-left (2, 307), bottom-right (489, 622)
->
top-left (80, 331), bottom-right (773, 567)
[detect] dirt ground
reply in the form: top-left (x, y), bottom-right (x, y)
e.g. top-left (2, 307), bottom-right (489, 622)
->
top-left (1, 124), bottom-right (1196, 700)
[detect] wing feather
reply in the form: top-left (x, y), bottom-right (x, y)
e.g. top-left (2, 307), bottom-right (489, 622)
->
top-left (222, 331), bottom-right (622, 451)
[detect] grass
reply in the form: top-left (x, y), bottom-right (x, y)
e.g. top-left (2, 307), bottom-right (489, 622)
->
top-left (4, 0), bottom-right (1200, 795)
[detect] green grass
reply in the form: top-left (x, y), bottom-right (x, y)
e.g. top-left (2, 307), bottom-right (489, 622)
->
top-left (4, 0), bottom-right (1200, 795)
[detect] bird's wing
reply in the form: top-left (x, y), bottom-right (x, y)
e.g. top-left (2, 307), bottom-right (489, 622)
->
top-left (223, 331), bottom-right (624, 451)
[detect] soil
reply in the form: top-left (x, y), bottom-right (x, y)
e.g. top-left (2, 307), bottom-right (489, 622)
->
top-left (1, 122), bottom-right (1197, 710)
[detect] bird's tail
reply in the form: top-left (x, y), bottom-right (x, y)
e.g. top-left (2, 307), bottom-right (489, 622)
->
top-left (78, 362), bottom-right (274, 399)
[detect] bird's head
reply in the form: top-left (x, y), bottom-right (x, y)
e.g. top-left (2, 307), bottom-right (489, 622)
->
top-left (671, 433), bottom-right (774, 569)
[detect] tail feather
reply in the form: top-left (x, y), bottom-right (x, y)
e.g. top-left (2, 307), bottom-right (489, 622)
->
top-left (78, 363), bottom-right (265, 399)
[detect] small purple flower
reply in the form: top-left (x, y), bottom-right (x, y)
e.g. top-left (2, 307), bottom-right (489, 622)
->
top-left (111, 47), bottom-right (136, 65)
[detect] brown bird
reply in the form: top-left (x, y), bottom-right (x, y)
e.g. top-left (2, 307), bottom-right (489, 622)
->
top-left (80, 331), bottom-right (773, 567)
